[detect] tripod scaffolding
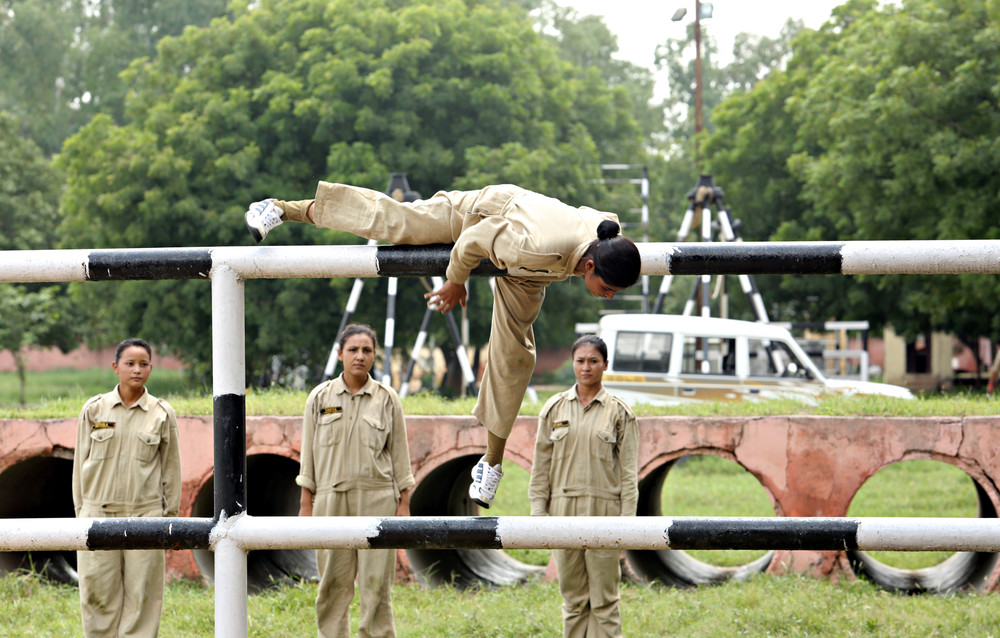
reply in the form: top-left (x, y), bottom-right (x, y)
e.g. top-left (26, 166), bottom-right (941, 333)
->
top-left (650, 175), bottom-right (784, 373)
top-left (652, 174), bottom-right (770, 323)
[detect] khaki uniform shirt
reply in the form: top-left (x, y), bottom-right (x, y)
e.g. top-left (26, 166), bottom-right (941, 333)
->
top-left (296, 375), bottom-right (415, 498)
top-left (72, 386), bottom-right (182, 516)
top-left (529, 385), bottom-right (638, 517)
top-left (310, 182), bottom-right (619, 286)
top-left (438, 186), bottom-right (620, 285)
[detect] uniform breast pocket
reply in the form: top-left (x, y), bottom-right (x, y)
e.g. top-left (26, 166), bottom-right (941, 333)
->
top-left (593, 429), bottom-right (616, 461)
top-left (362, 415), bottom-right (389, 451)
top-left (88, 428), bottom-right (116, 460)
top-left (510, 248), bottom-right (563, 276)
top-left (135, 430), bottom-right (161, 462)
top-left (318, 411), bottom-right (344, 446)
top-left (549, 427), bottom-right (570, 443)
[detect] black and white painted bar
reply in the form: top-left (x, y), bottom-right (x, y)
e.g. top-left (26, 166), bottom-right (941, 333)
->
top-left (2, 240), bottom-right (1000, 283)
top-left (2, 239), bottom-right (1000, 638)
top-left (4, 516), bottom-right (1000, 553)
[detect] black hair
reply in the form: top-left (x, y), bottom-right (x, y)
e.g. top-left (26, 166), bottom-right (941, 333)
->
top-left (583, 220), bottom-right (641, 288)
top-left (572, 335), bottom-right (608, 362)
top-left (339, 323), bottom-right (378, 349)
top-left (115, 338), bottom-right (152, 363)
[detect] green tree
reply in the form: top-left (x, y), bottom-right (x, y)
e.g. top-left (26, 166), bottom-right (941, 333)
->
top-left (56, 0), bottom-right (645, 384)
top-left (0, 111), bottom-right (77, 402)
top-left (703, 0), bottom-right (1000, 358)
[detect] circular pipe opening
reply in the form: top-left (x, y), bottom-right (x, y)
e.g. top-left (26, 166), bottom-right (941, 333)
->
top-left (626, 454), bottom-right (774, 586)
top-left (846, 459), bottom-right (998, 593)
top-left (0, 456), bottom-right (78, 583)
top-left (407, 455), bottom-right (544, 588)
top-left (192, 453), bottom-right (317, 591)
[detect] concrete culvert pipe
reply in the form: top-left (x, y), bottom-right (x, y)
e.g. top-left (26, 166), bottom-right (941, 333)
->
top-left (406, 455), bottom-right (544, 588)
top-left (847, 473), bottom-right (999, 593)
top-left (0, 456), bottom-right (78, 583)
top-left (192, 453), bottom-right (318, 591)
top-left (625, 457), bottom-right (773, 587)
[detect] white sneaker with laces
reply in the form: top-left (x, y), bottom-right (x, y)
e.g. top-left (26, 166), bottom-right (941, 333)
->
top-left (469, 457), bottom-right (503, 508)
top-left (245, 200), bottom-right (284, 243)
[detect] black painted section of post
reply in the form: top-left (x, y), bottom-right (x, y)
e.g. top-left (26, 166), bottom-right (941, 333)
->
top-left (368, 517), bottom-right (503, 549)
top-left (86, 518), bottom-right (214, 550)
top-left (214, 393), bottom-right (247, 520)
top-left (375, 244), bottom-right (506, 278)
top-left (668, 244), bottom-right (846, 275)
top-left (88, 248), bottom-right (213, 280)
top-left (668, 519), bottom-right (860, 551)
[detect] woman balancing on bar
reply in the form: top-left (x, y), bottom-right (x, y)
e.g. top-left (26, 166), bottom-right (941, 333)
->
top-left (245, 183), bottom-right (641, 507)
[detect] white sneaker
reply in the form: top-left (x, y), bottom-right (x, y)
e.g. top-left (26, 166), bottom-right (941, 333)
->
top-left (245, 200), bottom-right (284, 243)
top-left (469, 457), bottom-right (503, 508)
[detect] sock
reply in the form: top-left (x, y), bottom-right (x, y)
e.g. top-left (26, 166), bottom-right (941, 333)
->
top-left (484, 430), bottom-right (506, 467)
top-left (273, 199), bottom-right (315, 224)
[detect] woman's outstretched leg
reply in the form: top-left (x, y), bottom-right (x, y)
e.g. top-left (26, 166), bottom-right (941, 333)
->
top-left (245, 182), bottom-right (468, 244)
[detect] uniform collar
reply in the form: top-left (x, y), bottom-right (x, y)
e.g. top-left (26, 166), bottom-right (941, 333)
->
top-left (571, 384), bottom-right (607, 406)
top-left (333, 374), bottom-right (376, 397)
top-left (111, 385), bottom-right (152, 410)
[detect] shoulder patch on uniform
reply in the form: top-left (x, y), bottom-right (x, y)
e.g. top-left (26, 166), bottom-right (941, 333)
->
top-left (320, 406), bottom-right (343, 415)
top-left (92, 421), bottom-right (115, 430)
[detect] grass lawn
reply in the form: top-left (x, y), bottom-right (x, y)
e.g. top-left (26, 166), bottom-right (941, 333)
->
top-left (2, 369), bottom-right (1000, 635)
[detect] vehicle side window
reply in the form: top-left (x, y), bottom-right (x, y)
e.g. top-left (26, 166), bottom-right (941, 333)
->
top-left (681, 337), bottom-right (736, 375)
top-left (748, 339), bottom-right (814, 379)
top-left (748, 339), bottom-right (779, 376)
top-left (614, 331), bottom-right (672, 373)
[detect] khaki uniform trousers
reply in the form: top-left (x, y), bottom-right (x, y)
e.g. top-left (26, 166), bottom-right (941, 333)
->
top-left (551, 497), bottom-right (623, 638)
top-left (77, 509), bottom-right (164, 638)
top-left (311, 184), bottom-right (546, 439)
top-left (314, 488), bottom-right (398, 638)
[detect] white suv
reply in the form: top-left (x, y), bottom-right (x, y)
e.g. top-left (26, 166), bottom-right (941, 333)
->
top-left (595, 314), bottom-right (913, 406)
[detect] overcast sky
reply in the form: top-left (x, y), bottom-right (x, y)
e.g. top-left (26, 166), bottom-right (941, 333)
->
top-left (556, 0), bottom-right (848, 98)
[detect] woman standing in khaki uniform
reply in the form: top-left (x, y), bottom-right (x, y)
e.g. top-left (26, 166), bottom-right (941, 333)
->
top-left (246, 183), bottom-right (641, 508)
top-left (297, 324), bottom-right (414, 638)
top-left (72, 338), bottom-right (182, 638)
top-left (529, 335), bottom-right (638, 638)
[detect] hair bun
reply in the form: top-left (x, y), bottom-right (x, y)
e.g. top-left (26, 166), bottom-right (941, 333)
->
top-left (596, 220), bottom-right (620, 241)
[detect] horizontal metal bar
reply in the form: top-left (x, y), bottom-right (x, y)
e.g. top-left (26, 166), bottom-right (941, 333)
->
top-left (0, 517), bottom-right (214, 551)
top-left (216, 516), bottom-right (1000, 552)
top-left (2, 241), bottom-right (999, 284)
top-left (3, 516), bottom-right (999, 552)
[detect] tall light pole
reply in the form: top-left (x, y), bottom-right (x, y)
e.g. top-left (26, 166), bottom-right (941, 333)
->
top-left (673, 3), bottom-right (713, 164)
top-left (694, 1), bottom-right (703, 138)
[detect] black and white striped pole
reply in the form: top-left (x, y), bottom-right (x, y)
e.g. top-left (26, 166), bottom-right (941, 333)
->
top-left (211, 264), bottom-right (249, 635)
top-left (382, 276), bottom-right (398, 386)
top-left (5, 516), bottom-right (1000, 554)
top-left (321, 239), bottom-right (374, 381)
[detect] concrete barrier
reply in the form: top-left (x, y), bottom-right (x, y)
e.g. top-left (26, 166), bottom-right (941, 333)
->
top-left (2, 414), bottom-right (996, 592)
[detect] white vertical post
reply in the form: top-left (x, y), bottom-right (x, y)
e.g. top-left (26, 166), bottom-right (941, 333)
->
top-left (214, 534), bottom-right (248, 638)
top-left (211, 265), bottom-right (248, 637)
